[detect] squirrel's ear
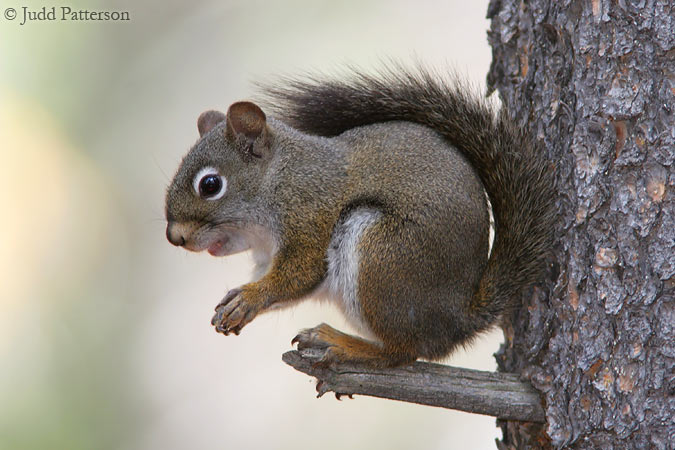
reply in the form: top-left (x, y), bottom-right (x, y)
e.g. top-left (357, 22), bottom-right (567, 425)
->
top-left (197, 110), bottom-right (226, 137)
top-left (225, 102), bottom-right (269, 158)
top-left (226, 102), bottom-right (267, 139)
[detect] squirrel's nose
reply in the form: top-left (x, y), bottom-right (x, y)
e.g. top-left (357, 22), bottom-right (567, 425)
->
top-left (166, 222), bottom-right (186, 247)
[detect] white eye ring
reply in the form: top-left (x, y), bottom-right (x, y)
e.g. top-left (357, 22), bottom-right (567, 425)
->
top-left (193, 166), bottom-right (227, 200)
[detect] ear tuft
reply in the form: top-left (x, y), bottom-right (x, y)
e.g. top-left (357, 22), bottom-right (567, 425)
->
top-left (226, 102), bottom-right (267, 140)
top-left (198, 110), bottom-right (226, 137)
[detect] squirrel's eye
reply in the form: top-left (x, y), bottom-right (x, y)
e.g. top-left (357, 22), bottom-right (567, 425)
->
top-left (193, 167), bottom-right (226, 200)
top-left (200, 175), bottom-right (222, 196)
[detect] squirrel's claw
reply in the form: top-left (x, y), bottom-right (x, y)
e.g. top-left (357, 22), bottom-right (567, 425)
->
top-left (215, 288), bottom-right (242, 311)
top-left (335, 392), bottom-right (354, 400)
top-left (292, 325), bottom-right (331, 351)
top-left (291, 324), bottom-right (342, 369)
top-left (211, 288), bottom-right (260, 336)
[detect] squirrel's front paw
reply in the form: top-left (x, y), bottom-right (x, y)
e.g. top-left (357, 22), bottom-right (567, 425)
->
top-left (211, 288), bottom-right (261, 335)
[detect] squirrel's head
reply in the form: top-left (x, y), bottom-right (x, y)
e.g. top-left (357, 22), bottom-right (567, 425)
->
top-left (165, 101), bottom-right (274, 257)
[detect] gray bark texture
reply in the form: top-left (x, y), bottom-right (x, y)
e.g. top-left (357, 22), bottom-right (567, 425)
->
top-left (283, 349), bottom-right (546, 422)
top-left (487, 0), bottom-right (674, 448)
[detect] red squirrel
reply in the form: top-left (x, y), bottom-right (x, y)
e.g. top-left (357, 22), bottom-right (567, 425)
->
top-left (165, 67), bottom-right (555, 368)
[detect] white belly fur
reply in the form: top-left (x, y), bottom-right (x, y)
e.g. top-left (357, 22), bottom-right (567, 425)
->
top-left (314, 208), bottom-right (382, 339)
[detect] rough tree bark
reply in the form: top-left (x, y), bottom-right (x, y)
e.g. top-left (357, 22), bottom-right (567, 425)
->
top-left (487, 0), bottom-right (674, 448)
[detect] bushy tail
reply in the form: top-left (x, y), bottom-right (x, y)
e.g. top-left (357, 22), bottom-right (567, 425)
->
top-left (261, 66), bottom-right (555, 324)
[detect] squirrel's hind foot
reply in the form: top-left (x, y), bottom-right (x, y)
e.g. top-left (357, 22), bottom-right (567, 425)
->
top-left (292, 323), bottom-right (415, 369)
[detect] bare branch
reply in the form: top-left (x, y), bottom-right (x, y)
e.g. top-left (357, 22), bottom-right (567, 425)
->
top-left (282, 349), bottom-right (545, 423)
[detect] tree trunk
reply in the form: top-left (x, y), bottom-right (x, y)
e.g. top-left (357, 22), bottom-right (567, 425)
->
top-left (487, 0), bottom-right (674, 448)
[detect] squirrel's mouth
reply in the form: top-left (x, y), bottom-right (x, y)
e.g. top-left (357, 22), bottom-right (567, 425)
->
top-left (207, 237), bottom-right (229, 256)
top-left (190, 225), bottom-right (271, 258)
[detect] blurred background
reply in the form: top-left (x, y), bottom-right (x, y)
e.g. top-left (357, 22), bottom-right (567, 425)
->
top-left (0, 0), bottom-right (504, 448)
